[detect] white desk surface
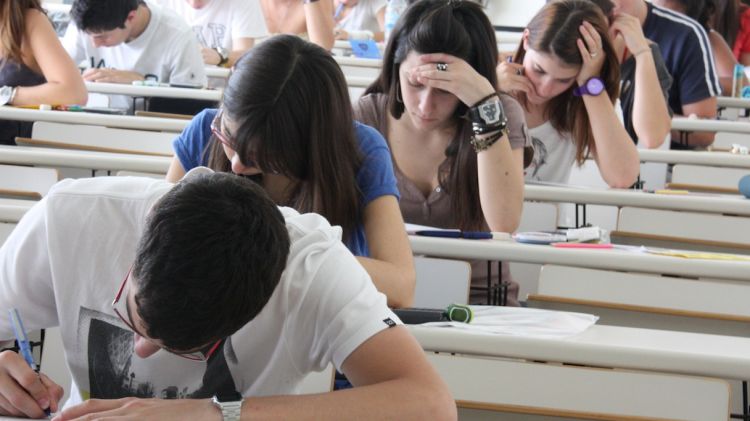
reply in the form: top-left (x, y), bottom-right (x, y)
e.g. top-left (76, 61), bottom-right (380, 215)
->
top-left (344, 75), bottom-right (373, 88)
top-left (205, 66), bottom-right (231, 78)
top-left (0, 106), bottom-right (188, 132)
top-left (335, 55), bottom-right (382, 68)
top-left (716, 96), bottom-right (750, 109)
top-left (524, 184), bottom-right (750, 216)
top-left (409, 324), bottom-right (750, 381)
top-left (0, 145), bottom-right (172, 174)
top-left (0, 201), bottom-right (35, 223)
top-left (671, 116), bottom-right (750, 134)
top-left (409, 236), bottom-right (750, 281)
top-left (85, 82), bottom-right (222, 101)
top-left (639, 148), bottom-right (750, 169)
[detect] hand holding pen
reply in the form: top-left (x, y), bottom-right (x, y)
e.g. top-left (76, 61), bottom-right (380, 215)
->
top-left (0, 309), bottom-right (63, 418)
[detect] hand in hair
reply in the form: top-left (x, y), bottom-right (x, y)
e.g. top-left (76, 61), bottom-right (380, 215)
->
top-left (576, 20), bottom-right (606, 86)
top-left (495, 60), bottom-right (537, 97)
top-left (609, 12), bottom-right (650, 58)
top-left (411, 53), bottom-right (496, 107)
top-left (82, 67), bottom-right (145, 84)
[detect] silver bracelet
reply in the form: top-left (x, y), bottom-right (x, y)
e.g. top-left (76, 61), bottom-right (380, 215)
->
top-left (9, 87), bottom-right (18, 104)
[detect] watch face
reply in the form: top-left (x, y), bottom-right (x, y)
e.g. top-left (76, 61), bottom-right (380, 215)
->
top-left (586, 77), bottom-right (605, 95)
top-left (478, 101), bottom-right (501, 125)
top-left (215, 391), bottom-right (243, 403)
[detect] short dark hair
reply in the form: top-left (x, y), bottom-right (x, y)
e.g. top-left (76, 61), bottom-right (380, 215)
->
top-left (206, 35), bottom-right (363, 244)
top-left (70, 0), bottom-right (141, 32)
top-left (132, 172), bottom-right (291, 351)
top-left (364, 0), bottom-right (499, 230)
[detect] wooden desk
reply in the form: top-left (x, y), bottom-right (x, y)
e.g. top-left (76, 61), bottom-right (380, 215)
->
top-left (84, 82), bottom-right (222, 102)
top-left (0, 106), bottom-right (188, 132)
top-left (409, 236), bottom-right (750, 281)
top-left (0, 145), bottom-right (171, 173)
top-left (524, 184), bottom-right (750, 216)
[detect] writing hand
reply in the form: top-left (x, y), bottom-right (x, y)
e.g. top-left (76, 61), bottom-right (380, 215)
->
top-left (0, 350), bottom-right (63, 418)
top-left (82, 68), bottom-right (145, 84)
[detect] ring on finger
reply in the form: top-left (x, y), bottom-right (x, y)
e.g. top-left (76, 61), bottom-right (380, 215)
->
top-left (590, 50), bottom-right (599, 58)
top-left (436, 62), bottom-right (448, 72)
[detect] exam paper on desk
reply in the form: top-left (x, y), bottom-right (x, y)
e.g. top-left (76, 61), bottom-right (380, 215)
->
top-left (420, 306), bottom-right (598, 338)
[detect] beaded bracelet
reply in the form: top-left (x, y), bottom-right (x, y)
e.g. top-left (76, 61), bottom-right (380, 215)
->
top-left (470, 127), bottom-right (507, 153)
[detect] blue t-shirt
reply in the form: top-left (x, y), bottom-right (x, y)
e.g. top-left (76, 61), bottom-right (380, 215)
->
top-left (643, 2), bottom-right (720, 117)
top-left (172, 108), bottom-right (399, 257)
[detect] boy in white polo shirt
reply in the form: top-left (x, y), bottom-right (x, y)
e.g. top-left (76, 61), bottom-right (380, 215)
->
top-left (63, 0), bottom-right (207, 109)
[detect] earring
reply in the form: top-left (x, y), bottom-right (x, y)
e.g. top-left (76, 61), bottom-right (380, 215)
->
top-left (396, 83), bottom-right (403, 103)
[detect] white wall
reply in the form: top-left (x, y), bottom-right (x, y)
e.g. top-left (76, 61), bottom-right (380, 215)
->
top-left (484, 0), bottom-right (546, 28)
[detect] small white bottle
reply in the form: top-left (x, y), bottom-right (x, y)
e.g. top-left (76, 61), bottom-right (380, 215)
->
top-left (384, 0), bottom-right (408, 41)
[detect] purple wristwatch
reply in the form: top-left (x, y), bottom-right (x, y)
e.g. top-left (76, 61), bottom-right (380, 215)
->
top-left (573, 77), bottom-right (605, 96)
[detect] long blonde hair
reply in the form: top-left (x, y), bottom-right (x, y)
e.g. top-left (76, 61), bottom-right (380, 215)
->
top-left (1, 0), bottom-right (43, 64)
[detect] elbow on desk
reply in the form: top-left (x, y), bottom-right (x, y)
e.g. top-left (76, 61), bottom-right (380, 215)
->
top-left (386, 268), bottom-right (417, 309)
top-left (604, 168), bottom-right (640, 189)
top-left (69, 88), bottom-right (89, 106)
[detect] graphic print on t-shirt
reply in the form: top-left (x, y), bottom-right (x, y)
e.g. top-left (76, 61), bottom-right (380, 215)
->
top-left (526, 136), bottom-right (548, 180)
top-left (78, 307), bottom-right (237, 400)
top-left (192, 23), bottom-right (227, 49)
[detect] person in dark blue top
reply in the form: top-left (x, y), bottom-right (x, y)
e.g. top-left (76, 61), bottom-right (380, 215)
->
top-left (610, 0), bottom-right (721, 148)
top-left (167, 35), bottom-right (415, 308)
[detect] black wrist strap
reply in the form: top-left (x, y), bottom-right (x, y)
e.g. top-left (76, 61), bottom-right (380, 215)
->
top-left (471, 92), bottom-right (499, 108)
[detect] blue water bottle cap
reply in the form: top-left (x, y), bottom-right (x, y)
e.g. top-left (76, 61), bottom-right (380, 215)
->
top-left (739, 174), bottom-right (750, 199)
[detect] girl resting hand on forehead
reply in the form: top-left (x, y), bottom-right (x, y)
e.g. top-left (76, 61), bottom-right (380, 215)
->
top-left (355, 0), bottom-right (530, 306)
top-left (496, 0), bottom-right (639, 188)
top-left (166, 34), bottom-right (415, 308)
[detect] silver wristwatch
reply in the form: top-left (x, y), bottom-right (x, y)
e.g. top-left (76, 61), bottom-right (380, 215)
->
top-left (212, 391), bottom-right (243, 421)
top-left (0, 85), bottom-right (16, 106)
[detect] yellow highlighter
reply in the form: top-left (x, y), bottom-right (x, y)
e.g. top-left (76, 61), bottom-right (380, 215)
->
top-left (653, 189), bottom-right (690, 195)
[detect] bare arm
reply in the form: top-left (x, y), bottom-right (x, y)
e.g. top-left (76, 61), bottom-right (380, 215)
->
top-left (672, 97), bottom-right (718, 148)
top-left (585, 93), bottom-right (640, 187)
top-left (577, 21), bottom-right (639, 187)
top-left (477, 138), bottom-right (524, 233)
top-left (710, 31), bottom-right (742, 96)
top-left (201, 38), bottom-right (255, 67)
top-left (373, 6), bottom-right (386, 43)
top-left (304, 0), bottom-right (335, 50)
top-left (56, 327), bottom-right (457, 421)
top-left (12, 10), bottom-right (87, 106)
top-left (630, 50), bottom-right (670, 148)
top-left (609, 13), bottom-right (670, 148)
top-left (356, 196), bottom-right (416, 309)
top-left (165, 157), bottom-right (187, 183)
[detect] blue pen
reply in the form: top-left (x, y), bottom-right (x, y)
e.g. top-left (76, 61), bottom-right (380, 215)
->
top-left (415, 230), bottom-right (494, 239)
top-left (9, 308), bottom-right (51, 417)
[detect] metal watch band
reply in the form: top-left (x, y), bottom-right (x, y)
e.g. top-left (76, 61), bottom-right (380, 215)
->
top-left (213, 396), bottom-right (242, 421)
